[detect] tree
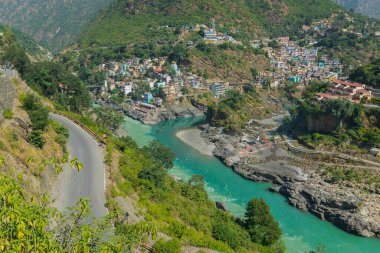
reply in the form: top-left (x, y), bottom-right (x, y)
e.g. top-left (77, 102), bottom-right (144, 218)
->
top-left (138, 165), bottom-right (166, 187)
top-left (284, 81), bottom-right (299, 95)
top-left (244, 198), bottom-right (281, 246)
top-left (143, 141), bottom-right (176, 169)
top-left (168, 44), bottom-right (189, 65)
top-left (94, 107), bottom-right (125, 131)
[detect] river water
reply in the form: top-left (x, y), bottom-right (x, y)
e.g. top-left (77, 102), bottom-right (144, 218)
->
top-left (123, 115), bottom-right (380, 253)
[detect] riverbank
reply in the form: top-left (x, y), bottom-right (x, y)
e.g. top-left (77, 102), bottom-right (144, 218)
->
top-left (176, 128), bottom-right (215, 156)
top-left (199, 122), bottom-right (380, 238)
top-left (123, 115), bottom-right (380, 253)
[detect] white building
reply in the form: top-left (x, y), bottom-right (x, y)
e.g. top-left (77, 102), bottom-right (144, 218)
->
top-left (124, 83), bottom-right (133, 95)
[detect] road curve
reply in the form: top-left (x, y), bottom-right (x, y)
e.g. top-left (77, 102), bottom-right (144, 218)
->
top-left (51, 114), bottom-right (108, 218)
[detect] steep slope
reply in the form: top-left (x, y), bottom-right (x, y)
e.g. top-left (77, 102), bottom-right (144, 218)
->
top-left (0, 0), bottom-right (113, 50)
top-left (78, 0), bottom-right (340, 47)
top-left (335, 0), bottom-right (380, 19)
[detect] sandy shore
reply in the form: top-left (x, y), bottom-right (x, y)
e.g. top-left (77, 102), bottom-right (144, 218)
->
top-left (176, 128), bottom-right (215, 156)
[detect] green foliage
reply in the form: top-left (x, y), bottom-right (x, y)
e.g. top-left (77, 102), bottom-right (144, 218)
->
top-left (212, 212), bottom-right (253, 250)
top-left (350, 58), bottom-right (380, 88)
top-left (301, 81), bottom-right (329, 100)
top-left (2, 108), bottom-right (13, 119)
top-left (0, 28), bottom-right (30, 76)
top-left (116, 138), bottom-right (283, 253)
top-left (153, 239), bottom-right (181, 253)
top-left (79, 0), bottom-right (340, 49)
top-left (138, 165), bottom-right (167, 187)
top-left (0, 0), bottom-right (113, 50)
top-left (23, 62), bottom-right (91, 113)
top-left (20, 94), bottom-right (50, 148)
top-left (28, 130), bottom-right (46, 149)
top-left (142, 141), bottom-right (176, 169)
top-left (207, 90), bottom-right (274, 133)
top-left (130, 82), bottom-right (151, 101)
top-left (94, 107), bottom-right (125, 131)
top-left (21, 94), bottom-right (49, 131)
top-left (28, 108), bottom-right (50, 131)
top-left (317, 31), bottom-right (380, 71)
top-left (244, 198), bottom-right (282, 246)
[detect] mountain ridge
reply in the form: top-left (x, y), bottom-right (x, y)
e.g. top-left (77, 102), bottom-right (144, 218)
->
top-left (0, 0), bottom-right (113, 50)
top-left (334, 0), bottom-right (380, 19)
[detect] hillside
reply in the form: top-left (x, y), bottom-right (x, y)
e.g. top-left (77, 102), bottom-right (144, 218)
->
top-left (0, 0), bottom-right (113, 50)
top-left (78, 0), bottom-right (340, 47)
top-left (335, 0), bottom-right (380, 19)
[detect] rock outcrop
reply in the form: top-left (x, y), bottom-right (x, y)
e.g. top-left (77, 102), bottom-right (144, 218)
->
top-left (201, 123), bottom-right (380, 238)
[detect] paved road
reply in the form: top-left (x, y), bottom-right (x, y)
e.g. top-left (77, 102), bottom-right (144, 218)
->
top-left (51, 114), bottom-right (108, 218)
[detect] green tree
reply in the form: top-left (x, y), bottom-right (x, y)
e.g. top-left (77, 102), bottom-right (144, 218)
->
top-left (138, 165), bottom-right (166, 187)
top-left (94, 107), bottom-right (125, 131)
top-left (143, 141), bottom-right (176, 169)
top-left (244, 198), bottom-right (282, 246)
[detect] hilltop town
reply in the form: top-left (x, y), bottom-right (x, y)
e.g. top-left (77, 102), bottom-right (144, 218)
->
top-left (95, 16), bottom-right (379, 125)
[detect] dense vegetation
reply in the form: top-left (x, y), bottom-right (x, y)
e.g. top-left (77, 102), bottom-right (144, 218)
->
top-left (350, 58), bottom-right (380, 88)
top-left (107, 134), bottom-right (284, 252)
top-left (0, 0), bottom-right (113, 50)
top-left (334, 0), bottom-right (380, 19)
top-left (0, 29), bottom-right (91, 113)
top-left (284, 82), bottom-right (380, 150)
top-left (0, 171), bottom-right (155, 252)
top-left (20, 94), bottom-right (50, 148)
top-left (206, 87), bottom-right (279, 133)
top-left (79, 0), bottom-right (340, 48)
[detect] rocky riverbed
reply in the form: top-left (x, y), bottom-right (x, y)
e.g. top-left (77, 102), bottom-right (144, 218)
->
top-left (199, 123), bottom-right (380, 238)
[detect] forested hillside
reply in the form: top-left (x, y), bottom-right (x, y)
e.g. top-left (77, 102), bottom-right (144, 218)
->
top-left (78, 0), bottom-right (340, 47)
top-left (335, 0), bottom-right (380, 19)
top-left (0, 0), bottom-right (113, 50)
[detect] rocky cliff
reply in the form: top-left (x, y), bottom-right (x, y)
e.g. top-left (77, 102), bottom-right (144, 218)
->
top-left (201, 124), bottom-right (380, 238)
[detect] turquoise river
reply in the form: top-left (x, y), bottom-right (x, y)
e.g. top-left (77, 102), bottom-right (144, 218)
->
top-left (123, 115), bottom-right (380, 253)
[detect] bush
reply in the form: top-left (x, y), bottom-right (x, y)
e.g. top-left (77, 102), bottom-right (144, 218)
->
top-left (143, 141), bottom-right (176, 169)
top-left (244, 198), bottom-right (282, 246)
top-left (153, 239), bottom-right (181, 253)
top-left (138, 165), bottom-right (166, 187)
top-left (28, 130), bottom-right (46, 148)
top-left (2, 108), bottom-right (13, 119)
top-left (29, 107), bottom-right (49, 131)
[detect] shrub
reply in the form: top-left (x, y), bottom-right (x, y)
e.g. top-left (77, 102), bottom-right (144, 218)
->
top-left (28, 107), bottom-right (49, 131)
top-left (244, 198), bottom-right (282, 246)
top-left (143, 141), bottom-right (176, 169)
top-left (138, 165), bottom-right (166, 187)
top-left (153, 239), bottom-right (181, 253)
top-left (28, 130), bottom-right (46, 148)
top-left (2, 108), bottom-right (13, 119)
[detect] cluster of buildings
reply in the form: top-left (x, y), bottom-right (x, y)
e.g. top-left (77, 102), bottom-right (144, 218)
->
top-left (316, 79), bottom-right (372, 103)
top-left (203, 19), bottom-right (237, 44)
top-left (262, 37), bottom-right (343, 89)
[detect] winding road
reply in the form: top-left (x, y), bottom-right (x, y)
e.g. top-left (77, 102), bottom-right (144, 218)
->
top-left (51, 114), bottom-right (108, 218)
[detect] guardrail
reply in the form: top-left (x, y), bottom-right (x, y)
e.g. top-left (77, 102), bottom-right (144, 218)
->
top-left (53, 111), bottom-right (107, 145)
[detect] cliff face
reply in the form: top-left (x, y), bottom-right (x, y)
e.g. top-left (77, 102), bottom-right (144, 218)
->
top-left (306, 114), bottom-right (340, 134)
top-left (0, 75), bottom-right (16, 121)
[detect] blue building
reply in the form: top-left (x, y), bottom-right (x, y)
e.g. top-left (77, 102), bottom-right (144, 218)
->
top-left (143, 92), bottom-right (153, 104)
